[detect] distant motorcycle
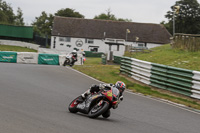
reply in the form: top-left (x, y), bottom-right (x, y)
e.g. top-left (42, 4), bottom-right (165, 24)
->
top-left (68, 86), bottom-right (121, 118)
top-left (63, 54), bottom-right (77, 67)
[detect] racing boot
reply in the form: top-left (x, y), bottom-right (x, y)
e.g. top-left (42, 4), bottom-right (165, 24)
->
top-left (77, 89), bottom-right (91, 103)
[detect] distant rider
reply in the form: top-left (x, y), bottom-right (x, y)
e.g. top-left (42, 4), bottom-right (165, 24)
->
top-left (70, 50), bottom-right (78, 66)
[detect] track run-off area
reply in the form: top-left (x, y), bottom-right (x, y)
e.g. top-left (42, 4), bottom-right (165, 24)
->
top-left (0, 63), bottom-right (200, 133)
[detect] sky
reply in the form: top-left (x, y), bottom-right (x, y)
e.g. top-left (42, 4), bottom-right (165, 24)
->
top-left (5, 0), bottom-right (200, 25)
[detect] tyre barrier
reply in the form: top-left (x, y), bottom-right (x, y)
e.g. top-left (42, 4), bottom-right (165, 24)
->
top-left (0, 51), bottom-right (83, 66)
top-left (120, 56), bottom-right (200, 100)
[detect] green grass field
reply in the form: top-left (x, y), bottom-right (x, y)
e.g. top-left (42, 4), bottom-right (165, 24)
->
top-left (124, 44), bottom-right (200, 71)
top-left (0, 45), bottom-right (37, 52)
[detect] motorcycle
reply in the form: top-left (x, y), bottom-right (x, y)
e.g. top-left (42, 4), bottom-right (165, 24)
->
top-left (63, 54), bottom-right (77, 67)
top-left (68, 86), bottom-right (121, 118)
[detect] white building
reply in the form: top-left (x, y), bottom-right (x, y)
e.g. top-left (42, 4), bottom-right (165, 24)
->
top-left (51, 16), bottom-right (171, 59)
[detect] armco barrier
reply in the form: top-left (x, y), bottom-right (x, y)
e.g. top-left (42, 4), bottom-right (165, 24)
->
top-left (17, 52), bottom-right (38, 64)
top-left (0, 51), bottom-right (17, 63)
top-left (150, 63), bottom-right (193, 96)
top-left (38, 53), bottom-right (59, 65)
top-left (84, 51), bottom-right (104, 57)
top-left (120, 56), bottom-right (200, 100)
top-left (0, 52), bottom-right (83, 66)
top-left (101, 54), bottom-right (107, 65)
top-left (113, 56), bottom-right (121, 64)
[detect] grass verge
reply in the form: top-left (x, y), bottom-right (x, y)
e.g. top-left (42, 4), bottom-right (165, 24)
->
top-left (74, 57), bottom-right (200, 110)
top-left (124, 44), bottom-right (200, 71)
top-left (0, 45), bottom-right (37, 52)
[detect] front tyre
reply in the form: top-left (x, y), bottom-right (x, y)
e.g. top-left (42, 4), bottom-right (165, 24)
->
top-left (88, 101), bottom-right (109, 118)
top-left (102, 109), bottom-right (110, 118)
top-left (68, 96), bottom-right (80, 113)
top-left (63, 58), bottom-right (70, 66)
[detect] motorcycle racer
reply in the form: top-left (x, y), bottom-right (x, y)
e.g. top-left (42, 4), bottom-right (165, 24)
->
top-left (70, 50), bottom-right (78, 66)
top-left (77, 81), bottom-right (126, 108)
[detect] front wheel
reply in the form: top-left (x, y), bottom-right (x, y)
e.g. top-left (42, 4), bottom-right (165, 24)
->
top-left (88, 101), bottom-right (109, 118)
top-left (63, 58), bottom-right (70, 66)
top-left (102, 109), bottom-right (110, 118)
top-left (68, 96), bottom-right (81, 113)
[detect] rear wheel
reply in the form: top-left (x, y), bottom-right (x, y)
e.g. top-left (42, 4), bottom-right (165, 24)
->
top-left (68, 96), bottom-right (81, 113)
top-left (88, 101), bottom-right (109, 118)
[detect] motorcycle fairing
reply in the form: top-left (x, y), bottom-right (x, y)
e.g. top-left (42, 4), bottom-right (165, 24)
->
top-left (76, 94), bottom-right (105, 114)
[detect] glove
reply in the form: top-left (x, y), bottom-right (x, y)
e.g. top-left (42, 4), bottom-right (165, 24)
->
top-left (90, 84), bottom-right (98, 89)
top-left (99, 83), bottom-right (105, 89)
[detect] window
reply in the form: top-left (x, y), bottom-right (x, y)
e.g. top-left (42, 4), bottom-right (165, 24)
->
top-left (59, 37), bottom-right (71, 42)
top-left (89, 46), bottom-right (99, 52)
top-left (65, 37), bottom-right (71, 42)
top-left (138, 43), bottom-right (144, 47)
top-left (91, 47), bottom-right (98, 52)
top-left (88, 39), bottom-right (94, 44)
top-left (60, 43), bottom-right (64, 46)
top-left (85, 39), bottom-right (94, 44)
top-left (59, 37), bottom-right (65, 42)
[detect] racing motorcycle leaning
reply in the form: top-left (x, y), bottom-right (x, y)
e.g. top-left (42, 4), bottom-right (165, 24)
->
top-left (63, 53), bottom-right (77, 67)
top-left (68, 85), bottom-right (122, 118)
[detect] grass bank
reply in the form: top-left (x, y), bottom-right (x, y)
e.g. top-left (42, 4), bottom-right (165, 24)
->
top-left (0, 45), bottom-right (37, 52)
top-left (124, 44), bottom-right (200, 71)
top-left (74, 57), bottom-right (200, 110)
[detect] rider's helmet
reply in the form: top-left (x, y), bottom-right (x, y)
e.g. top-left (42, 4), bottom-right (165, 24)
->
top-left (115, 81), bottom-right (126, 93)
top-left (72, 50), bottom-right (77, 57)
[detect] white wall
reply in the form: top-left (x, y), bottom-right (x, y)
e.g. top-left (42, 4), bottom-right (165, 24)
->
top-left (146, 43), bottom-right (163, 49)
top-left (125, 42), bottom-right (163, 49)
top-left (51, 36), bottom-right (163, 58)
top-left (51, 36), bottom-right (125, 57)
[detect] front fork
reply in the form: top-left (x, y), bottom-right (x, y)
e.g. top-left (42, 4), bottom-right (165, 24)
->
top-left (97, 100), bottom-right (103, 106)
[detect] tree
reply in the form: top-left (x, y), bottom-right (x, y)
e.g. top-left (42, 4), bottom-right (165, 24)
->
top-left (163, 0), bottom-right (200, 34)
top-left (15, 7), bottom-right (25, 26)
top-left (94, 9), bottom-right (117, 21)
top-left (55, 8), bottom-right (84, 18)
top-left (94, 9), bottom-right (132, 22)
top-left (32, 11), bottom-right (53, 37)
top-left (32, 8), bottom-right (84, 38)
top-left (0, 0), bottom-right (15, 24)
top-left (118, 18), bottom-right (132, 22)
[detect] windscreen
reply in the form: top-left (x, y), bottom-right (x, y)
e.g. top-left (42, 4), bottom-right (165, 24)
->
top-left (112, 87), bottom-right (120, 97)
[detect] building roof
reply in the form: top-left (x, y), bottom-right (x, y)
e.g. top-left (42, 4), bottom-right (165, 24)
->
top-left (52, 16), bottom-right (171, 44)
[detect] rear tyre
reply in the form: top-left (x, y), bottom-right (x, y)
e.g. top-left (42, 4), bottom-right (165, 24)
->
top-left (68, 96), bottom-right (80, 113)
top-left (88, 101), bottom-right (109, 118)
top-left (102, 109), bottom-right (111, 118)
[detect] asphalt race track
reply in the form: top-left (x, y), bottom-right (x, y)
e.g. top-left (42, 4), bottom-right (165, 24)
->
top-left (0, 63), bottom-right (200, 133)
